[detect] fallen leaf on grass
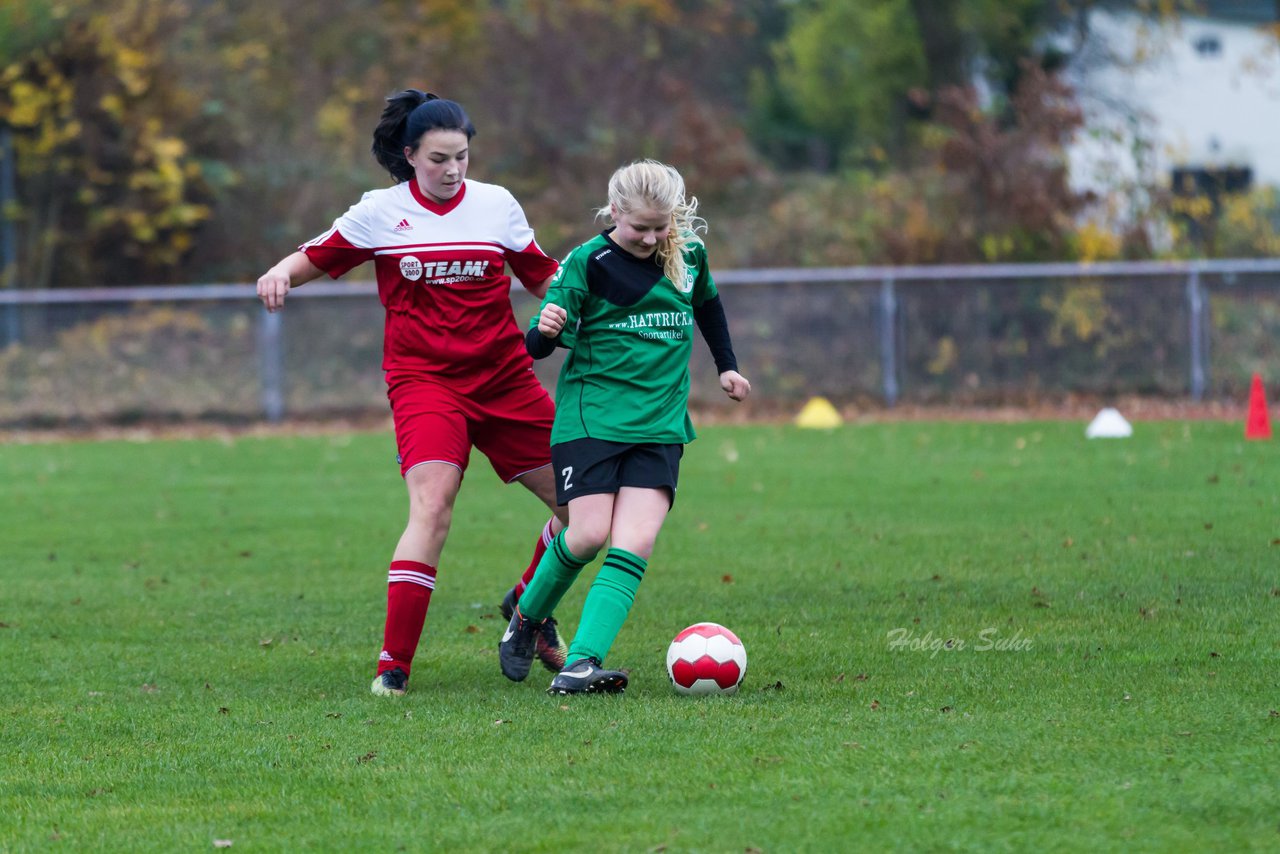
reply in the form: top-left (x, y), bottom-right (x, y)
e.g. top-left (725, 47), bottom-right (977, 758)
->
top-left (140, 684), bottom-right (158, 693)
top-left (761, 681), bottom-right (784, 691)
top-left (721, 574), bottom-right (734, 583)
top-left (464, 625), bottom-right (479, 634)
top-left (218, 707), bottom-right (229, 715)
top-left (357, 752), bottom-right (377, 764)
top-left (870, 700), bottom-right (881, 711)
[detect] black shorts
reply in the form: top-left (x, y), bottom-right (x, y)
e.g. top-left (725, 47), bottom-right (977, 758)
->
top-left (551, 438), bottom-right (684, 506)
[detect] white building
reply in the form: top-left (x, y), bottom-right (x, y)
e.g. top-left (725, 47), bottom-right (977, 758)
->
top-left (1064, 2), bottom-right (1280, 194)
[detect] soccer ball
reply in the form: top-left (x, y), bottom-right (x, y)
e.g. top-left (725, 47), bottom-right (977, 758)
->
top-left (665, 622), bottom-right (747, 696)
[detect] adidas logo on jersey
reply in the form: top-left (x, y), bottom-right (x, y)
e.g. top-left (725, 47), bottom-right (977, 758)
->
top-left (393, 219), bottom-right (413, 231)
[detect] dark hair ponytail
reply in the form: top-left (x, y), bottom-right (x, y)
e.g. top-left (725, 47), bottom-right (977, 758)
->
top-left (371, 88), bottom-right (477, 183)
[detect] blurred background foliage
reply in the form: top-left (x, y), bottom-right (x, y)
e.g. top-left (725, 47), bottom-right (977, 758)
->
top-left (0, 0), bottom-right (1277, 290)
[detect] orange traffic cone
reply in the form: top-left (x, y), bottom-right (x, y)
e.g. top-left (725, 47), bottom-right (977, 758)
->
top-left (1245, 373), bottom-right (1272, 440)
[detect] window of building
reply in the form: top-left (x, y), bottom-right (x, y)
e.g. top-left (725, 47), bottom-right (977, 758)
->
top-left (1193, 34), bottom-right (1222, 57)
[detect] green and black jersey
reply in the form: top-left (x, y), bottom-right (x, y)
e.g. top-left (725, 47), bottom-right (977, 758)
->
top-left (529, 230), bottom-right (726, 445)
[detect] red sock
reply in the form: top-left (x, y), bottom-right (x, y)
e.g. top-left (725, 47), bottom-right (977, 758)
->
top-left (515, 518), bottom-right (556, 599)
top-left (377, 560), bottom-right (436, 676)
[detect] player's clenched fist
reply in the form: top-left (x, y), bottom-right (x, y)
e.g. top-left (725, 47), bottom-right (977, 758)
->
top-left (719, 370), bottom-right (751, 402)
top-left (537, 303), bottom-right (568, 338)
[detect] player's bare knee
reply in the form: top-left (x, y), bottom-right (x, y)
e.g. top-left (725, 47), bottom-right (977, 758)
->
top-left (565, 524), bottom-right (608, 558)
top-left (407, 493), bottom-right (453, 536)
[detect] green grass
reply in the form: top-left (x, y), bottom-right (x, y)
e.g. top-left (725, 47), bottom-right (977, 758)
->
top-left (2, 421), bottom-right (1278, 852)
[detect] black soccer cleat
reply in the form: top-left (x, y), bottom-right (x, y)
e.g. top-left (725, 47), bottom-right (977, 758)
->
top-left (547, 657), bottom-right (628, 695)
top-left (370, 667), bottom-right (408, 697)
top-left (500, 587), bottom-right (567, 673)
top-left (498, 607), bottom-right (543, 682)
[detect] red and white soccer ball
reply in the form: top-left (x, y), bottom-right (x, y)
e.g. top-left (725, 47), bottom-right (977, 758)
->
top-left (666, 622), bottom-right (747, 696)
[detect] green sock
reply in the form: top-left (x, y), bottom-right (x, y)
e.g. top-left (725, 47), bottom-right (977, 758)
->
top-left (518, 531), bottom-right (595, 620)
top-left (567, 548), bottom-right (647, 667)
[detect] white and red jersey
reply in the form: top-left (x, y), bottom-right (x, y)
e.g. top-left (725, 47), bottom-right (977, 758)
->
top-left (301, 179), bottom-right (558, 389)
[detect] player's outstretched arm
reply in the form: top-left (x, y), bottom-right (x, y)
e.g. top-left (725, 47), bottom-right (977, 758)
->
top-left (720, 370), bottom-right (751, 402)
top-left (256, 251), bottom-right (324, 313)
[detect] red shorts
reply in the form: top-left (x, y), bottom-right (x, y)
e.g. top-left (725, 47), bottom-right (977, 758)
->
top-left (386, 369), bottom-right (554, 482)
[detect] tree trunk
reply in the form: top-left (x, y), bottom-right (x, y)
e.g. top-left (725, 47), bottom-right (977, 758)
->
top-left (908, 0), bottom-right (967, 92)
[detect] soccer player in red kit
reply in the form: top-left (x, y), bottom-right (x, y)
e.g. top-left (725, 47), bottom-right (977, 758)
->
top-left (256, 89), bottom-right (567, 696)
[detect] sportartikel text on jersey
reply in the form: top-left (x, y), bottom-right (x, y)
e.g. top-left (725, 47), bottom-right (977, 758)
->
top-left (534, 231), bottom-right (719, 445)
top-left (301, 180), bottom-right (557, 388)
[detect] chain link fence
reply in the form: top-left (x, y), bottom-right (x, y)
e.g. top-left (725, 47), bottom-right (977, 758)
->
top-left (1, 260), bottom-right (1278, 427)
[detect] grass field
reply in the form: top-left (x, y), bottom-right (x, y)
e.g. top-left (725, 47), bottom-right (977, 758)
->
top-left (2, 420), bottom-right (1277, 852)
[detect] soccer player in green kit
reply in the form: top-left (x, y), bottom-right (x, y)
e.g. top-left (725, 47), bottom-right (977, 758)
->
top-left (498, 160), bottom-right (751, 694)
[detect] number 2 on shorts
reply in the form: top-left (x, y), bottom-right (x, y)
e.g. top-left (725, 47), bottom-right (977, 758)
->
top-left (561, 466), bottom-right (574, 491)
